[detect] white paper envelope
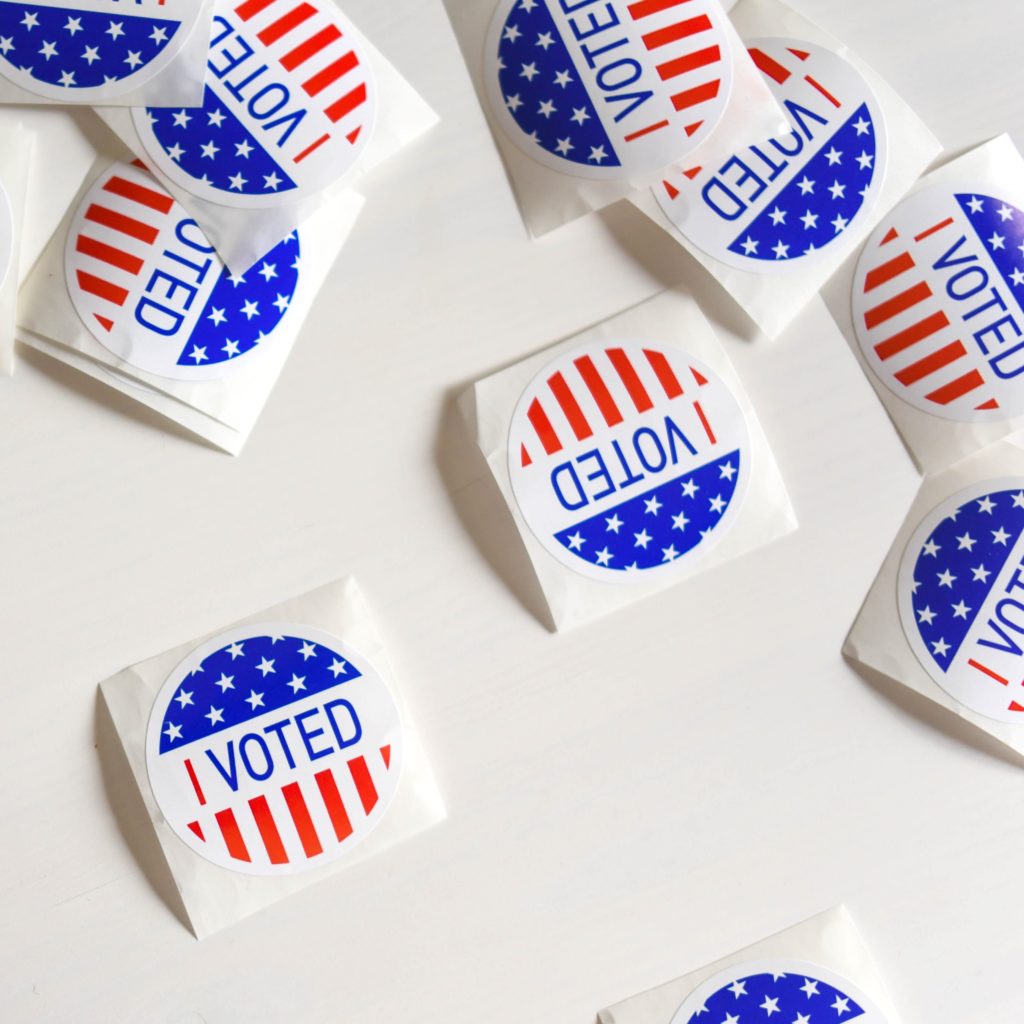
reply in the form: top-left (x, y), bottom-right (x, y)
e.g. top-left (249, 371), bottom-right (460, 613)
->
top-left (0, 0), bottom-right (214, 106)
top-left (845, 439), bottom-right (1024, 758)
top-left (99, 577), bottom-right (446, 939)
top-left (447, 0), bottom-right (787, 236)
top-left (459, 289), bottom-right (796, 630)
top-left (97, 0), bottom-right (438, 273)
top-left (599, 907), bottom-right (902, 1024)
top-left (17, 156), bottom-right (362, 454)
top-left (631, 0), bottom-right (942, 339)
top-left (827, 135), bottom-right (1024, 474)
top-left (0, 123), bottom-right (33, 376)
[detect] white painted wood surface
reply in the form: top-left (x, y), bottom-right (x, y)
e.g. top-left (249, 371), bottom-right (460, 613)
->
top-left (1, 1), bottom-right (1022, 1021)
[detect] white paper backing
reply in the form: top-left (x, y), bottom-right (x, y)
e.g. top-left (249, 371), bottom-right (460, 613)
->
top-left (844, 438), bottom-right (1024, 757)
top-left (597, 906), bottom-right (902, 1024)
top-left (99, 576), bottom-right (446, 939)
top-left (0, 123), bottom-right (32, 376)
top-left (16, 155), bottom-right (363, 454)
top-left (826, 135), bottom-right (1024, 474)
top-left (460, 289), bottom-right (797, 631)
top-left (631, 0), bottom-right (941, 340)
top-left (96, 15), bottom-right (438, 273)
top-left (0, 0), bottom-right (214, 107)
top-left (448, 0), bottom-right (787, 237)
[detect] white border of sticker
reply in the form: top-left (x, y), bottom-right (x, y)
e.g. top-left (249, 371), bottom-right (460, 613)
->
top-left (144, 621), bottom-right (405, 877)
top-left (0, 179), bottom-right (13, 291)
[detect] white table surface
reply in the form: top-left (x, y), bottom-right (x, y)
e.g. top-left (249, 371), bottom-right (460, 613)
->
top-left (2, 1), bottom-right (1023, 1021)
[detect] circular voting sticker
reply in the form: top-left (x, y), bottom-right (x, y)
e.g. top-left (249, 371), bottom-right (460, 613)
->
top-left (146, 624), bottom-right (404, 876)
top-left (65, 161), bottom-right (300, 381)
top-left (131, 0), bottom-right (376, 208)
top-left (0, 0), bottom-right (201, 101)
top-left (0, 180), bottom-right (13, 291)
top-left (669, 960), bottom-right (889, 1024)
top-left (656, 37), bottom-right (886, 270)
top-left (898, 479), bottom-right (1024, 724)
top-left (853, 186), bottom-right (1024, 422)
top-left (484, 0), bottom-right (734, 181)
top-left (508, 341), bottom-right (750, 583)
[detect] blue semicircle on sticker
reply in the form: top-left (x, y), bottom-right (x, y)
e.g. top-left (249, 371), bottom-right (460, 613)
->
top-left (0, 2), bottom-right (178, 88)
top-left (955, 192), bottom-right (1024, 310)
top-left (910, 488), bottom-right (1024, 673)
top-left (686, 972), bottom-right (865, 1022)
top-left (146, 85), bottom-right (300, 199)
top-left (158, 633), bottom-right (363, 754)
top-left (728, 101), bottom-right (878, 262)
top-left (553, 449), bottom-right (740, 571)
top-left (496, 0), bottom-right (620, 169)
top-left (175, 231), bottom-right (301, 368)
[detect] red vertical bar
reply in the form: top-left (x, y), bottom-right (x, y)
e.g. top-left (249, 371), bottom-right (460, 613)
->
top-left (527, 398), bottom-right (561, 455)
top-left (282, 782), bottom-right (323, 858)
top-left (249, 796), bottom-right (289, 864)
top-left (215, 808), bottom-right (251, 862)
top-left (644, 349), bottom-right (683, 398)
top-left (548, 372), bottom-right (593, 441)
top-left (607, 348), bottom-right (654, 412)
top-left (348, 756), bottom-right (378, 815)
top-left (315, 769), bottom-right (354, 842)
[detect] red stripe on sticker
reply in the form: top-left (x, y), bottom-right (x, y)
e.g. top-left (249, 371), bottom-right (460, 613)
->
top-left (874, 310), bottom-right (950, 361)
top-left (894, 340), bottom-right (967, 386)
top-left (76, 271), bottom-right (128, 306)
top-left (282, 782), bottom-right (323, 858)
top-left (748, 46), bottom-right (791, 84)
top-left (627, 0), bottom-right (693, 18)
top-left (102, 175), bottom-right (174, 214)
top-left (574, 354), bottom-right (623, 426)
top-left (303, 50), bottom-right (359, 96)
top-left (234, 0), bottom-right (276, 20)
top-left (184, 759), bottom-right (206, 806)
top-left (315, 769), bottom-right (354, 842)
top-left (864, 251), bottom-right (915, 292)
top-left (863, 281), bottom-right (933, 329)
top-left (925, 369), bottom-right (985, 405)
top-left (642, 15), bottom-right (712, 50)
top-left (215, 808), bottom-right (251, 862)
top-left (644, 349), bottom-right (683, 398)
top-left (671, 80), bottom-right (720, 112)
top-left (349, 756), bottom-right (378, 814)
top-left (249, 795), bottom-right (289, 864)
top-left (293, 133), bottom-right (331, 163)
top-left (258, 2), bottom-right (315, 45)
top-left (325, 82), bottom-right (368, 124)
top-left (694, 400), bottom-right (716, 444)
top-left (75, 235), bottom-right (144, 275)
top-left (804, 75), bottom-right (841, 108)
top-left (881, 227), bottom-right (899, 245)
top-left (968, 659), bottom-right (1009, 686)
top-left (623, 119), bottom-right (671, 142)
top-left (527, 398), bottom-right (561, 455)
top-left (549, 371), bottom-right (593, 441)
top-left (914, 218), bottom-right (954, 243)
top-left (187, 820), bottom-right (205, 841)
top-left (657, 44), bottom-right (720, 81)
top-left (281, 24), bottom-right (342, 70)
top-left (607, 348), bottom-right (654, 413)
top-left (84, 203), bottom-right (159, 245)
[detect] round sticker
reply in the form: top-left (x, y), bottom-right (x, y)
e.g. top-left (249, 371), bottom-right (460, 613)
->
top-left (65, 161), bottom-right (300, 380)
top-left (0, 0), bottom-right (200, 101)
top-left (508, 341), bottom-right (750, 583)
top-left (484, 0), bottom-right (734, 181)
top-left (0, 180), bottom-right (13, 292)
top-left (146, 624), bottom-right (404, 876)
top-left (670, 960), bottom-right (889, 1023)
top-left (131, 0), bottom-right (376, 208)
top-left (898, 479), bottom-right (1024, 724)
top-left (656, 37), bottom-right (886, 271)
top-left (853, 185), bottom-right (1024, 421)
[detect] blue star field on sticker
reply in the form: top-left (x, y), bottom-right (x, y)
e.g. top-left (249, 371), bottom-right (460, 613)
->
top-left (729, 103), bottom-right (877, 262)
top-left (158, 632), bottom-right (362, 754)
top-left (554, 450), bottom-right (740, 571)
top-left (145, 85), bottom-right (301, 199)
top-left (0, 1), bottom-right (178, 89)
top-left (496, 0), bottom-right (618, 169)
top-left (685, 971), bottom-right (865, 1022)
top-left (956, 192), bottom-right (1024, 299)
top-left (909, 487), bottom-right (1024, 673)
top-left (176, 231), bottom-right (300, 368)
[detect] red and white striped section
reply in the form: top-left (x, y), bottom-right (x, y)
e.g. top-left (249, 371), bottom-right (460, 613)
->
top-left (69, 166), bottom-right (173, 334)
top-left (520, 345), bottom-right (714, 467)
top-left (233, 0), bottom-right (371, 158)
top-left (857, 222), bottom-right (999, 412)
top-left (625, 0), bottom-right (728, 142)
top-left (184, 745), bottom-right (393, 868)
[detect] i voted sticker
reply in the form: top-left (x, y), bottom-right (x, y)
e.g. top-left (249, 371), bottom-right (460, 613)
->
top-left (485, 0), bottom-right (734, 181)
top-left (0, 0), bottom-right (200, 101)
top-left (132, 0), bottom-right (376, 208)
top-left (146, 623), bottom-right (403, 876)
top-left (853, 186), bottom-right (1024, 421)
top-left (670, 960), bottom-right (888, 1023)
top-left (65, 161), bottom-right (300, 380)
top-left (509, 340), bottom-right (749, 583)
top-left (0, 180), bottom-right (12, 291)
top-left (898, 479), bottom-right (1024, 724)
top-left (657, 38), bottom-right (886, 270)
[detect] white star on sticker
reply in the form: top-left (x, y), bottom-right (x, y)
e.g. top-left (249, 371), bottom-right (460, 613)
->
top-left (328, 659), bottom-right (348, 678)
top-left (800, 979), bottom-right (819, 997)
top-left (229, 172), bottom-right (248, 191)
top-left (567, 532), bottom-right (585, 550)
top-left (570, 106), bottom-right (590, 125)
top-left (852, 116), bottom-right (870, 135)
top-left (728, 981), bottom-right (746, 998)
top-left (255, 657), bottom-right (275, 676)
top-left (682, 479), bottom-right (698, 498)
top-left (172, 109), bottom-right (191, 128)
top-left (634, 530), bottom-right (652, 549)
top-left (241, 299), bottom-right (259, 320)
top-left (287, 674), bottom-right (307, 694)
top-left (768, 206), bottom-right (786, 225)
top-left (917, 605), bottom-right (936, 625)
top-left (188, 345), bottom-right (208, 363)
top-left (207, 307), bottom-right (226, 326)
top-left (0, 37), bottom-right (13, 55)
top-left (672, 511), bottom-right (689, 531)
top-left (797, 176), bottom-right (815, 195)
top-left (967, 196), bottom-right (984, 214)
top-left (595, 547), bottom-right (613, 566)
top-left (503, 24), bottom-right (521, 43)
top-left (58, 69), bottom-right (76, 86)
top-left (536, 31), bottom-right (554, 49)
top-left (555, 137), bottom-right (573, 155)
top-left (258, 261), bottom-right (277, 282)
top-left (832, 214), bottom-right (849, 233)
top-left (760, 996), bottom-right (780, 1016)
top-left (164, 722), bottom-right (182, 741)
top-left (956, 532), bottom-right (976, 551)
top-left (710, 495), bottom-right (726, 514)
top-left (931, 638), bottom-right (951, 657)
top-left (773, 240), bottom-right (790, 259)
top-left (226, 643), bottom-right (244, 660)
top-left (952, 600), bottom-right (971, 619)
top-left (166, 142), bottom-right (185, 161)
top-left (661, 545), bottom-right (679, 562)
top-left (298, 641), bottom-right (317, 660)
top-left (801, 210), bottom-right (818, 230)
top-left (937, 569), bottom-right (956, 588)
top-left (553, 68), bottom-right (573, 87)
top-left (222, 340), bottom-right (240, 357)
top-left (174, 689), bottom-right (194, 708)
top-left (208, 109), bottom-right (226, 127)
top-left (80, 44), bottom-right (99, 64)
top-left (828, 180), bottom-right (846, 200)
top-left (589, 145), bottom-right (607, 163)
top-left (832, 996), bottom-right (851, 1015)
top-left (741, 237), bottom-right (758, 255)
top-left (719, 462), bottom-right (736, 480)
top-left (1011, 268), bottom-right (1024, 287)
top-left (993, 526), bottom-right (1011, 545)
top-left (978, 496), bottom-right (996, 513)
top-left (245, 690), bottom-right (265, 710)
top-left (205, 706), bottom-right (224, 726)
top-left (214, 674), bottom-right (235, 694)
top-left (520, 61), bottom-right (539, 81)
top-left (997, 203), bottom-right (1014, 221)
top-left (538, 98), bottom-right (556, 117)
top-left (971, 564), bottom-right (991, 583)
top-left (989, 232), bottom-right (1006, 250)
top-left (1014, 491), bottom-right (1024, 508)
top-left (825, 146), bottom-right (843, 165)
top-left (106, 20), bottom-right (124, 39)
top-left (605, 514), bottom-right (623, 533)
top-left (38, 40), bottom-right (57, 60)
top-left (236, 139), bottom-right (254, 159)
top-left (856, 151), bottom-right (873, 170)
top-left (20, 11), bottom-right (38, 29)
top-left (150, 25), bottom-right (168, 43)
top-left (272, 294), bottom-right (290, 313)
top-left (922, 538), bottom-right (940, 556)
top-left (505, 93), bottom-right (523, 112)
top-left (64, 16), bottom-right (82, 34)
top-left (645, 495), bottom-right (662, 515)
